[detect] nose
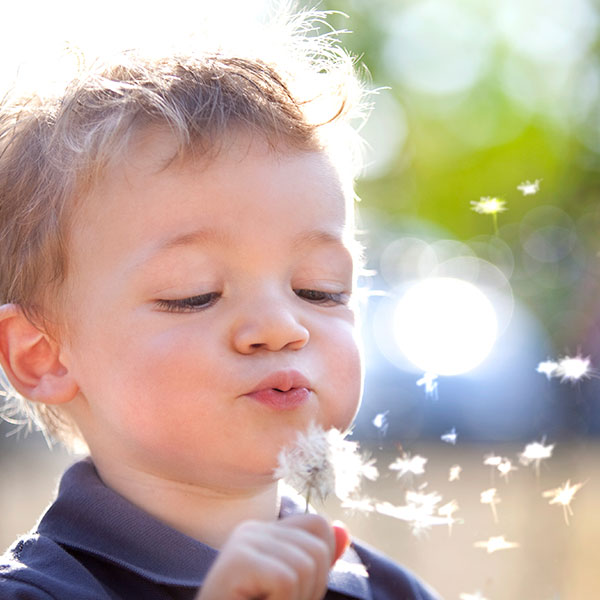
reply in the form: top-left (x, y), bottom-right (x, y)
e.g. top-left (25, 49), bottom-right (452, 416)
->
top-left (231, 299), bottom-right (310, 354)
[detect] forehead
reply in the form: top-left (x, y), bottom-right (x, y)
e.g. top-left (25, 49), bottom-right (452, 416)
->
top-left (68, 129), bottom-right (353, 268)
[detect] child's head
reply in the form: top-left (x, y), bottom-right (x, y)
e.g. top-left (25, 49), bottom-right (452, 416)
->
top-left (0, 9), bottom-right (368, 471)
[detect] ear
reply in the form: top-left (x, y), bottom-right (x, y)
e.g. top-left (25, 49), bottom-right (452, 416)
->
top-left (0, 304), bottom-right (79, 405)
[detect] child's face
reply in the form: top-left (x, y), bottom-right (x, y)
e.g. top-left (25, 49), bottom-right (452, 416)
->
top-left (59, 129), bottom-right (362, 488)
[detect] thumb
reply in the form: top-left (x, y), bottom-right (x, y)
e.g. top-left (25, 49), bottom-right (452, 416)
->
top-left (331, 522), bottom-right (351, 565)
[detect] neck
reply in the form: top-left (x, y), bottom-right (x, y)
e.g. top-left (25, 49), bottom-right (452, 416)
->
top-left (91, 456), bottom-right (280, 549)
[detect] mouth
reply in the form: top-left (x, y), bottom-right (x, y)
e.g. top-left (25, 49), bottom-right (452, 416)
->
top-left (246, 370), bottom-right (311, 410)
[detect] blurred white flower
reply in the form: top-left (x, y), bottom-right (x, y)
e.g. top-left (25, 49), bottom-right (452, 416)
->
top-left (274, 423), bottom-right (379, 509)
top-left (517, 179), bottom-right (542, 195)
top-left (542, 479), bottom-right (585, 525)
top-left (389, 453), bottom-right (427, 478)
top-left (474, 535), bottom-right (519, 553)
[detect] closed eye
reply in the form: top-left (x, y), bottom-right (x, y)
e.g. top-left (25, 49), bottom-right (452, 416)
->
top-left (155, 292), bottom-right (220, 313)
top-left (294, 289), bottom-right (349, 306)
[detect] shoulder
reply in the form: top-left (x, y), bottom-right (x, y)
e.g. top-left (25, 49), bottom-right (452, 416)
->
top-left (351, 539), bottom-right (443, 600)
top-left (1, 534), bottom-right (109, 600)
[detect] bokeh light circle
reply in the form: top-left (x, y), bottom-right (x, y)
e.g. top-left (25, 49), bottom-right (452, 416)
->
top-left (393, 277), bottom-right (498, 376)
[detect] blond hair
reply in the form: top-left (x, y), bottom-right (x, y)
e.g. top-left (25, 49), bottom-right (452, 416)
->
top-left (0, 7), bottom-right (368, 450)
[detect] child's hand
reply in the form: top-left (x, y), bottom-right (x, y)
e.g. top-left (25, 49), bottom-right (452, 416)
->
top-left (196, 514), bottom-right (350, 600)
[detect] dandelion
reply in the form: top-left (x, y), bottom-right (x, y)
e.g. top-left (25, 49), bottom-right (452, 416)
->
top-left (519, 439), bottom-right (554, 478)
top-left (470, 196), bottom-right (506, 234)
top-left (480, 488), bottom-right (501, 523)
top-left (274, 423), bottom-right (378, 511)
top-left (497, 458), bottom-right (517, 482)
top-left (537, 360), bottom-right (559, 380)
top-left (416, 372), bottom-right (438, 397)
top-left (542, 480), bottom-right (585, 525)
top-left (449, 465), bottom-right (462, 482)
top-left (389, 453), bottom-right (427, 478)
top-left (517, 179), bottom-right (542, 195)
top-left (440, 427), bottom-right (457, 445)
top-left (474, 536), bottom-right (519, 553)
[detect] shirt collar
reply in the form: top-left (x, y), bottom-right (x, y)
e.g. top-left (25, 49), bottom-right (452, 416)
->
top-left (37, 459), bottom-right (371, 599)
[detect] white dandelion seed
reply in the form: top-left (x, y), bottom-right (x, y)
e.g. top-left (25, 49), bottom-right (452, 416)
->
top-left (471, 197), bottom-right (507, 215)
top-left (416, 372), bottom-right (438, 398)
top-left (471, 197), bottom-right (506, 233)
top-left (389, 453), bottom-right (427, 478)
top-left (375, 488), bottom-right (458, 536)
top-left (440, 427), bottom-right (457, 445)
top-left (372, 411), bottom-right (389, 436)
top-left (556, 355), bottom-right (592, 383)
top-left (483, 453), bottom-right (502, 467)
top-left (480, 488), bottom-right (501, 523)
top-left (340, 497), bottom-right (377, 515)
top-left (537, 360), bottom-right (559, 380)
top-left (497, 458), bottom-right (517, 482)
top-left (474, 535), bottom-right (519, 553)
top-left (449, 464), bottom-right (462, 482)
top-left (438, 500), bottom-right (459, 535)
top-left (519, 439), bottom-right (554, 478)
top-left (542, 480), bottom-right (585, 525)
top-left (273, 423), bottom-right (378, 510)
top-left (517, 179), bottom-right (542, 195)
top-left (460, 592), bottom-right (490, 600)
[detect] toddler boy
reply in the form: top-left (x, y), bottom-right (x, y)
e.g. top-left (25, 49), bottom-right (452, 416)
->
top-left (0, 8), bottom-right (441, 600)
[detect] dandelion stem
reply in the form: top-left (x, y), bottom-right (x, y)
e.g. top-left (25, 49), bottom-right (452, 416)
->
top-left (492, 213), bottom-right (498, 235)
top-left (305, 488), bottom-right (311, 514)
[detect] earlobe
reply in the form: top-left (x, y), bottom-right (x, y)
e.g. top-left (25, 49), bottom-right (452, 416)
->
top-left (0, 304), bottom-right (79, 405)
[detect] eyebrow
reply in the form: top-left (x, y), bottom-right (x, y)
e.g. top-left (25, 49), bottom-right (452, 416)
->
top-left (155, 227), bottom-right (347, 253)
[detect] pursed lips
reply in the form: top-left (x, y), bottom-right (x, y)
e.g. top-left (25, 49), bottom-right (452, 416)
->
top-left (245, 369), bottom-right (311, 410)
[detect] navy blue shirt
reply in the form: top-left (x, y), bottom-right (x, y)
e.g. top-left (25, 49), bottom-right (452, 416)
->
top-left (1, 460), bottom-right (441, 599)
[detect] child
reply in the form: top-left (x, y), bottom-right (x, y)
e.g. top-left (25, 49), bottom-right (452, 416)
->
top-left (0, 7), bottom-right (441, 600)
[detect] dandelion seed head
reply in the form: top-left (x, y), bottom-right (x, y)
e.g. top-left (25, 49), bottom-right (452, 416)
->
top-left (474, 535), bottom-right (519, 553)
top-left (274, 422), bottom-right (378, 506)
top-left (389, 453), bottom-right (427, 478)
top-left (517, 179), bottom-right (542, 195)
top-left (471, 197), bottom-right (507, 215)
top-left (480, 488), bottom-right (500, 505)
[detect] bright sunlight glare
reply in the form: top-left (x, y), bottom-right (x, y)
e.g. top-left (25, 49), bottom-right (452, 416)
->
top-left (393, 277), bottom-right (498, 376)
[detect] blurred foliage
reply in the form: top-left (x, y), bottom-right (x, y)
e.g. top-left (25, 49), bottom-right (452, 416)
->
top-left (306, 0), bottom-right (600, 352)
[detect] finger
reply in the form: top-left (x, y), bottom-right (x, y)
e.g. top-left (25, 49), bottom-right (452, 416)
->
top-left (279, 514), bottom-right (336, 565)
top-left (331, 522), bottom-right (351, 565)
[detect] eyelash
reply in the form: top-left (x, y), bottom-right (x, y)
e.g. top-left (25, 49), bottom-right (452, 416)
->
top-left (155, 289), bottom-right (349, 313)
